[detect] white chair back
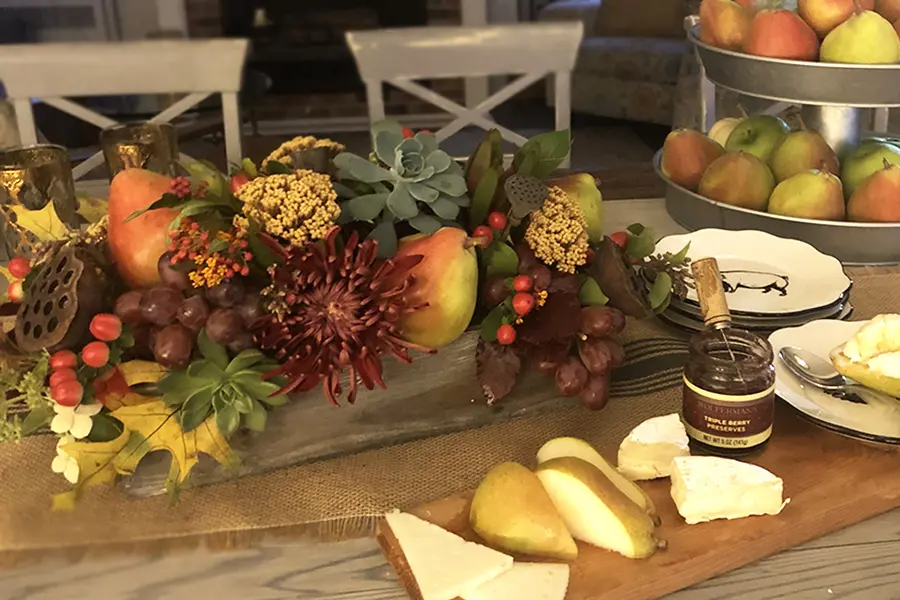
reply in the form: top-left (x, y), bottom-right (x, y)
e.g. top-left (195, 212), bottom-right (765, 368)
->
top-left (0, 39), bottom-right (249, 179)
top-left (346, 22), bottom-right (583, 167)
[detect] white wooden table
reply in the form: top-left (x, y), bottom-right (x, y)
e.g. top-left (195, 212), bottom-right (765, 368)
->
top-left (2, 199), bottom-right (899, 600)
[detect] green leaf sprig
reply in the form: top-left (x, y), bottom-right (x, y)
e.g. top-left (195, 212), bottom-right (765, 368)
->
top-left (156, 331), bottom-right (288, 438)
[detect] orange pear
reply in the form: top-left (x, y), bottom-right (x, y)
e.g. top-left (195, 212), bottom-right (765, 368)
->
top-left (698, 152), bottom-right (775, 211)
top-left (699, 0), bottom-right (753, 51)
top-left (660, 129), bottom-right (725, 191)
top-left (847, 161), bottom-right (900, 222)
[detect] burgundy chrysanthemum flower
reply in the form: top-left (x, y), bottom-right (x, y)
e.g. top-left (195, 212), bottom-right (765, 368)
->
top-left (254, 227), bottom-right (432, 405)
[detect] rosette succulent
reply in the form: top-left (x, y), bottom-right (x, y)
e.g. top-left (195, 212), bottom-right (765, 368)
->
top-left (333, 120), bottom-right (470, 256)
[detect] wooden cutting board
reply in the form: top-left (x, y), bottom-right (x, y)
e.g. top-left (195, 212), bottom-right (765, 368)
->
top-left (377, 403), bottom-right (900, 600)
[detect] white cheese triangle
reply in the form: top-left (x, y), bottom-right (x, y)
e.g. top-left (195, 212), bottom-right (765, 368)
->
top-left (617, 413), bottom-right (690, 480)
top-left (670, 456), bottom-right (789, 525)
top-left (462, 563), bottom-right (569, 600)
top-left (384, 511), bottom-right (513, 600)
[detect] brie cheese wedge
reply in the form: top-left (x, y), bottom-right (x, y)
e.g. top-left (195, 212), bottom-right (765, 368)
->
top-left (617, 413), bottom-right (690, 480)
top-left (384, 511), bottom-right (513, 600)
top-left (462, 563), bottom-right (569, 600)
top-left (670, 456), bottom-right (789, 525)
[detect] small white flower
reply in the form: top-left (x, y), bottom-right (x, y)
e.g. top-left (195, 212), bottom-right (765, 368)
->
top-left (51, 435), bottom-right (80, 484)
top-left (50, 402), bottom-right (102, 439)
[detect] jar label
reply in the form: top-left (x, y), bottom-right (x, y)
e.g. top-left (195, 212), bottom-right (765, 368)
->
top-left (682, 375), bottom-right (775, 450)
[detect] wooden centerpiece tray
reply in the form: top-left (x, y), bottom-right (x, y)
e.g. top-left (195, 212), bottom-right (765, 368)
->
top-left (377, 404), bottom-right (900, 600)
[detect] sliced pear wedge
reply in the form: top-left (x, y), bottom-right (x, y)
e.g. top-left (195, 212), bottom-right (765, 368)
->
top-left (536, 436), bottom-right (660, 525)
top-left (535, 457), bottom-right (665, 559)
top-left (831, 315), bottom-right (900, 398)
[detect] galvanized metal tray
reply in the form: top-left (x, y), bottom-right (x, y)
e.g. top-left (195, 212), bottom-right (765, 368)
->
top-left (690, 27), bottom-right (900, 107)
top-left (654, 151), bottom-right (900, 266)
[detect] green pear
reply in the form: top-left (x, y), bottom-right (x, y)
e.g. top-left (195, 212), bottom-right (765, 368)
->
top-left (725, 115), bottom-right (791, 162)
top-left (820, 10), bottom-right (900, 64)
top-left (769, 130), bottom-right (840, 182)
top-left (469, 462), bottom-right (578, 560)
top-left (840, 141), bottom-right (900, 199)
top-left (768, 170), bottom-right (846, 220)
top-left (698, 151), bottom-right (776, 211)
top-left (552, 173), bottom-right (605, 243)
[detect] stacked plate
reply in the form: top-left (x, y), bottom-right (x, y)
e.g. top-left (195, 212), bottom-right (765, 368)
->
top-left (652, 229), bottom-right (853, 333)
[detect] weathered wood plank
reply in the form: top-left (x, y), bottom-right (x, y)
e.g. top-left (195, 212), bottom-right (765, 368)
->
top-left (2, 509), bottom-right (900, 599)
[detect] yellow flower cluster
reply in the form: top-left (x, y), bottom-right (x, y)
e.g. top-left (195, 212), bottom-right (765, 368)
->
top-left (524, 186), bottom-right (589, 274)
top-left (190, 255), bottom-right (231, 288)
top-left (264, 135), bottom-right (346, 167)
top-left (236, 170), bottom-right (341, 247)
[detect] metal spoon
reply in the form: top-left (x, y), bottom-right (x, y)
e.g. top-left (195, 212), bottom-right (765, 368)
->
top-left (778, 346), bottom-right (849, 391)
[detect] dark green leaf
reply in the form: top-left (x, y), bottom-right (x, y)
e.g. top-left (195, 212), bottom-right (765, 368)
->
top-left (117, 328), bottom-right (135, 348)
top-left (625, 224), bottom-right (656, 260)
top-left (368, 220), bottom-right (398, 258)
top-left (226, 350), bottom-right (266, 374)
top-left (124, 192), bottom-right (183, 223)
top-left (215, 404), bottom-right (240, 438)
top-left (408, 214), bottom-right (442, 234)
top-left (198, 329), bottom-right (229, 370)
top-left (86, 413), bottom-right (124, 442)
top-left (264, 160), bottom-right (293, 175)
top-left (179, 387), bottom-right (214, 432)
top-left (232, 372), bottom-right (283, 402)
top-left (347, 193), bottom-right (388, 222)
top-left (513, 130), bottom-right (571, 179)
top-left (248, 232), bottom-right (279, 268)
top-left (483, 241), bottom-right (519, 276)
top-left (515, 149), bottom-right (539, 177)
top-left (578, 276), bottom-right (610, 307)
top-left (21, 404), bottom-right (54, 436)
top-left (157, 370), bottom-right (196, 401)
top-left (668, 242), bottom-right (691, 265)
top-left (244, 400), bottom-right (268, 433)
top-left (207, 238), bottom-right (229, 254)
top-left (332, 181), bottom-right (358, 198)
top-left (480, 304), bottom-right (507, 342)
top-left (648, 272), bottom-right (673, 311)
top-left (468, 166), bottom-right (499, 228)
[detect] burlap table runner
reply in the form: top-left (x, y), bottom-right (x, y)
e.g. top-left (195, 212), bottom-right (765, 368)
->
top-left (0, 272), bottom-right (896, 565)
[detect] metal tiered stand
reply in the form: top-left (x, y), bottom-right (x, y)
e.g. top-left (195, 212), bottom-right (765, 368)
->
top-left (655, 18), bottom-right (900, 265)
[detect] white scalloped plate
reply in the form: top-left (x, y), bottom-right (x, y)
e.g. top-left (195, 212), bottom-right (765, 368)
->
top-left (768, 320), bottom-right (900, 444)
top-left (656, 229), bottom-right (852, 315)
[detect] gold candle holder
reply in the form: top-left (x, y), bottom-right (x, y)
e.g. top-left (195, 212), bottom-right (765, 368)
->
top-left (100, 122), bottom-right (179, 177)
top-left (0, 144), bottom-right (79, 259)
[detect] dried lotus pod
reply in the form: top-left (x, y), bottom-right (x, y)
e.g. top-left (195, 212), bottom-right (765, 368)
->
top-left (504, 175), bottom-right (549, 220)
top-left (14, 246), bottom-right (107, 353)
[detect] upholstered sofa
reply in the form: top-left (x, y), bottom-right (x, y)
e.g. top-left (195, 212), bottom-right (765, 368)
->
top-left (539, 0), bottom-right (693, 126)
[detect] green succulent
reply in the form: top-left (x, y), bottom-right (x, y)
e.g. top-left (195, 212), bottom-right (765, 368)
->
top-left (157, 330), bottom-right (288, 438)
top-left (333, 120), bottom-right (470, 256)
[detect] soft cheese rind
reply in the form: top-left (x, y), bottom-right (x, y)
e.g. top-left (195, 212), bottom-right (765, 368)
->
top-left (384, 511), bottom-right (513, 600)
top-left (669, 456), bottom-right (789, 525)
top-left (617, 413), bottom-right (691, 480)
top-left (462, 563), bottom-right (570, 600)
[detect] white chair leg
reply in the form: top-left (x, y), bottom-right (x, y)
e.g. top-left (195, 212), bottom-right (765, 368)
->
top-left (13, 99), bottom-right (38, 146)
top-left (554, 70), bottom-right (572, 169)
top-left (874, 108), bottom-right (890, 134)
top-left (221, 92), bottom-right (243, 168)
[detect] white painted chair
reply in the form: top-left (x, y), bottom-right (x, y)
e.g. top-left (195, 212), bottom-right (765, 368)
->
top-left (0, 39), bottom-right (249, 180)
top-left (346, 22), bottom-right (583, 168)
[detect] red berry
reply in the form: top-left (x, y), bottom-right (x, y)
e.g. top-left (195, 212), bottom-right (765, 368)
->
top-left (610, 231), bottom-right (628, 249)
top-left (89, 313), bottom-right (123, 342)
top-left (6, 280), bottom-right (23, 303)
top-left (512, 293), bottom-right (536, 316)
top-left (8, 257), bottom-right (31, 279)
top-left (401, 126), bottom-right (415, 139)
top-left (52, 380), bottom-right (83, 407)
top-left (81, 341), bottom-right (110, 368)
top-left (496, 324), bottom-right (517, 345)
top-left (488, 212), bottom-right (508, 231)
top-left (420, 129), bottom-right (432, 135)
top-left (512, 274), bottom-right (533, 293)
top-left (49, 350), bottom-right (78, 371)
top-left (230, 173), bottom-right (250, 194)
top-left (472, 225), bottom-right (494, 247)
top-left (49, 368), bottom-right (78, 388)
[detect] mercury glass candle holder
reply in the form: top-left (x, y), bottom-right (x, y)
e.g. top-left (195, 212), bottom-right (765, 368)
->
top-left (100, 122), bottom-right (179, 177)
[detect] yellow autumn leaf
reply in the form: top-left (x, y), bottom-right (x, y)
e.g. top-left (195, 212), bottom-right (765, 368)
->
top-left (110, 399), bottom-right (238, 492)
top-left (51, 430), bottom-right (132, 511)
top-left (119, 360), bottom-right (168, 386)
top-left (75, 194), bottom-right (109, 224)
top-left (9, 202), bottom-right (69, 241)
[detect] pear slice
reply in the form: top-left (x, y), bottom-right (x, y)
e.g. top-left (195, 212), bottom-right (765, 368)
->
top-left (831, 314), bottom-right (900, 398)
top-left (536, 437), bottom-right (660, 524)
top-left (535, 457), bottom-right (665, 559)
top-left (470, 462), bottom-right (577, 560)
